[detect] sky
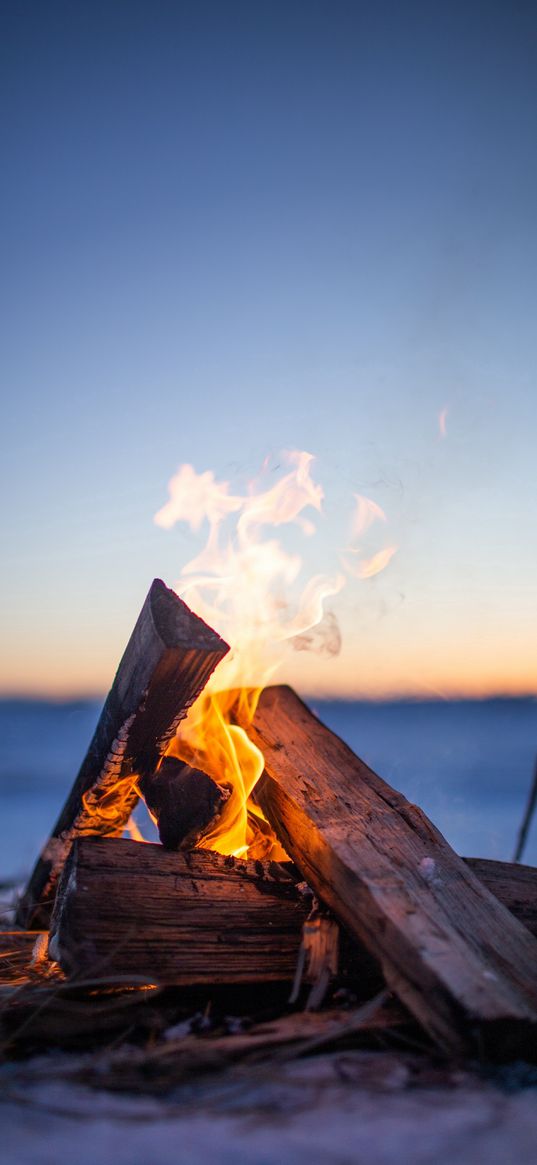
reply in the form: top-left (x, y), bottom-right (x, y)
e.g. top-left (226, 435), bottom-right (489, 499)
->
top-left (1, 0), bottom-right (536, 699)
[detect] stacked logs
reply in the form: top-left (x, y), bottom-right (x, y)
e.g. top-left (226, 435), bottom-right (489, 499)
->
top-left (14, 581), bottom-right (537, 1061)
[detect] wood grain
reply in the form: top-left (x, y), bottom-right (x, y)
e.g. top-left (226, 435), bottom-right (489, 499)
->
top-left (17, 580), bottom-right (228, 928)
top-left (464, 857), bottom-right (537, 938)
top-left (244, 685), bottom-right (537, 1058)
top-left (49, 838), bottom-right (310, 985)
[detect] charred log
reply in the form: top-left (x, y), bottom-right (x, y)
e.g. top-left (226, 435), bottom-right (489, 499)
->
top-left (17, 580), bottom-right (229, 928)
top-left (139, 757), bottom-right (229, 850)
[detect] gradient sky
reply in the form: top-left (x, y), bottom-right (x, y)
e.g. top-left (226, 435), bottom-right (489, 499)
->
top-left (1, 0), bottom-right (536, 698)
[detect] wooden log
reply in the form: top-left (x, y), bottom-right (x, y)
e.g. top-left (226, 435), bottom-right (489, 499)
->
top-left (292, 859), bottom-right (537, 1007)
top-left (17, 580), bottom-right (229, 929)
top-left (48, 838), bottom-right (310, 985)
top-left (45, 843), bottom-right (537, 1004)
top-left (243, 686), bottom-right (537, 1059)
top-left (138, 757), bottom-right (229, 850)
top-left (464, 857), bottom-right (537, 939)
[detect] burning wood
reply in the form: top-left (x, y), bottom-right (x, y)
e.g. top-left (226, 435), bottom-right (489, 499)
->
top-left (48, 838), bottom-right (310, 985)
top-left (46, 831), bottom-right (537, 1011)
top-left (17, 580), bottom-right (229, 928)
top-left (139, 757), bottom-right (230, 850)
top-left (241, 685), bottom-right (537, 1058)
top-left (13, 625), bottom-right (537, 1062)
top-left (9, 451), bottom-right (537, 1071)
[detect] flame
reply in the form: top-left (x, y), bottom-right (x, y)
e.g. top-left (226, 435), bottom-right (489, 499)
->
top-left (340, 492), bottom-right (397, 583)
top-left (155, 452), bottom-right (344, 858)
top-left (166, 687), bottom-right (277, 857)
top-left (350, 494), bottom-right (387, 538)
top-left (347, 545), bottom-right (397, 579)
top-left (151, 452), bottom-right (398, 858)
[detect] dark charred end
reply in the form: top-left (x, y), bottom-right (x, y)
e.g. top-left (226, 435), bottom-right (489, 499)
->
top-left (139, 757), bottom-right (228, 850)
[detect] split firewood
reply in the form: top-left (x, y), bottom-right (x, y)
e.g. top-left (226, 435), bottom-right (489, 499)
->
top-left (17, 580), bottom-right (229, 928)
top-left (48, 838), bottom-right (311, 985)
top-left (242, 685), bottom-right (537, 1059)
top-left (46, 834), bottom-right (537, 1000)
top-left (291, 859), bottom-right (537, 1009)
top-left (138, 757), bottom-right (230, 850)
top-left (463, 857), bottom-right (537, 938)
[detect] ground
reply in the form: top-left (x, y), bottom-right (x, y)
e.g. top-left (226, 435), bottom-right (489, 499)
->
top-left (2, 1050), bottom-right (537, 1165)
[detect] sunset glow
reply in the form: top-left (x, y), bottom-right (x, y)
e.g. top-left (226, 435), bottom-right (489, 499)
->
top-left (1, 4), bottom-right (536, 707)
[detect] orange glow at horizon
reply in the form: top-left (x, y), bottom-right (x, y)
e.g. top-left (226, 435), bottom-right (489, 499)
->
top-left (2, 440), bottom-right (536, 708)
top-left (2, 638), bottom-right (537, 702)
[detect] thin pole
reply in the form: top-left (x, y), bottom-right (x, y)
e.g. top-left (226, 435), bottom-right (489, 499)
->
top-left (513, 756), bottom-right (537, 863)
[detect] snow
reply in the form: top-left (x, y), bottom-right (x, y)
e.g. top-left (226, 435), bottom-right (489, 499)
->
top-left (2, 1051), bottom-right (537, 1165)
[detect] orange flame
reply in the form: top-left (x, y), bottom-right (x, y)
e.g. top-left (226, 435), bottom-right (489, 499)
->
top-left (152, 453), bottom-right (398, 858)
top-left (155, 452), bottom-right (344, 857)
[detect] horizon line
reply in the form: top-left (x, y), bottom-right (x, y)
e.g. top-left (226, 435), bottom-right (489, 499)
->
top-left (1, 685), bottom-right (536, 705)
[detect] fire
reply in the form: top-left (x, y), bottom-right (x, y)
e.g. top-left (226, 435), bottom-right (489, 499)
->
top-left (165, 688), bottom-right (274, 858)
top-left (350, 493), bottom-right (387, 538)
top-left (352, 545), bottom-right (397, 579)
top-left (340, 492), bottom-right (397, 581)
top-left (153, 452), bottom-right (397, 858)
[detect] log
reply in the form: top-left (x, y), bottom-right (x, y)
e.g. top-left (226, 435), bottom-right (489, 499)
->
top-left (17, 580), bottom-right (229, 928)
top-left (464, 857), bottom-right (537, 938)
top-left (45, 841), bottom-right (537, 1004)
top-left (243, 686), bottom-right (537, 1059)
top-left (292, 858), bottom-right (537, 1007)
top-left (138, 757), bottom-right (229, 850)
top-left (48, 838), bottom-right (310, 985)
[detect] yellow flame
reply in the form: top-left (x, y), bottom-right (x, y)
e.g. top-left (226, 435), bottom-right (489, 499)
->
top-left (155, 452), bottom-right (343, 857)
top-left (151, 452), bottom-right (398, 857)
top-left (354, 545), bottom-right (397, 579)
top-left (75, 457), bottom-right (397, 854)
top-left (167, 687), bottom-right (287, 859)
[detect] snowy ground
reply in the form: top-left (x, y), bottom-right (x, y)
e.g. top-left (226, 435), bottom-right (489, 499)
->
top-left (2, 1051), bottom-right (537, 1165)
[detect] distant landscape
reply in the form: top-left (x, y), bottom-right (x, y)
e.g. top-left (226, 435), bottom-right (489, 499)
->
top-left (1, 696), bottom-right (536, 880)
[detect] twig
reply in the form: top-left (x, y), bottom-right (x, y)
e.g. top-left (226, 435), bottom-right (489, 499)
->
top-left (269, 989), bottom-right (390, 1063)
top-left (513, 755), bottom-right (537, 863)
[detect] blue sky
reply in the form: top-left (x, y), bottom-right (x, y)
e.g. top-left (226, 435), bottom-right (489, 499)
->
top-left (1, 1), bottom-right (536, 696)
